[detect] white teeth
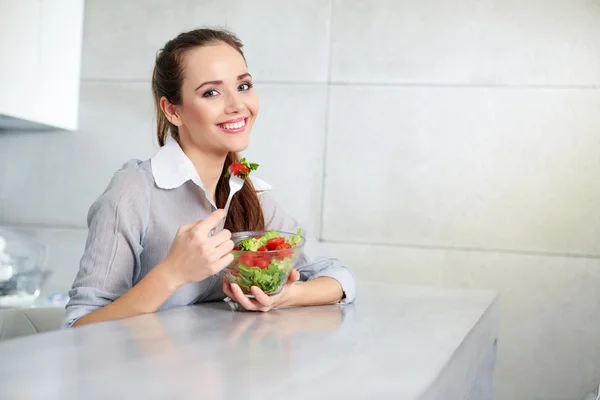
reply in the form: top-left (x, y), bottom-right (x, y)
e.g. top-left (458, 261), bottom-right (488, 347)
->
top-left (220, 119), bottom-right (246, 130)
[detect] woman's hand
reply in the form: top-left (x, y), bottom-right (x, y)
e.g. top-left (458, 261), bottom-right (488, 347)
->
top-left (160, 209), bottom-right (234, 289)
top-left (223, 268), bottom-right (300, 312)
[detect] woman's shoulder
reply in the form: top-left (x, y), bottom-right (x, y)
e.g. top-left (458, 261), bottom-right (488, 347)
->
top-left (93, 159), bottom-right (153, 207)
top-left (108, 159), bottom-right (154, 190)
top-left (249, 175), bottom-right (272, 195)
top-left (85, 159), bottom-right (153, 226)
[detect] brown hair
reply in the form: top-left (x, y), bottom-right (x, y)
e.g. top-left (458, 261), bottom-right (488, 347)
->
top-left (151, 28), bottom-right (265, 233)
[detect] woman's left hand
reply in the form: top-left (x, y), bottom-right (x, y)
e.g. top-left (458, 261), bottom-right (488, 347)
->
top-left (223, 268), bottom-right (300, 312)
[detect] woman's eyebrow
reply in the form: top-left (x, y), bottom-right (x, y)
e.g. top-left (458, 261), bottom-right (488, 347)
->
top-left (195, 73), bottom-right (253, 91)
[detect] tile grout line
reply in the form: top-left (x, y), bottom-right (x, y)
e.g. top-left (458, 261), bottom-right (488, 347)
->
top-left (0, 222), bottom-right (88, 232)
top-left (317, 0), bottom-right (335, 241)
top-left (322, 239), bottom-right (600, 260)
top-left (80, 79), bottom-right (600, 90)
top-left (327, 82), bottom-right (600, 90)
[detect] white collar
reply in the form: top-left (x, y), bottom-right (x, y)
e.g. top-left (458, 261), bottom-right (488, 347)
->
top-left (151, 135), bottom-right (272, 193)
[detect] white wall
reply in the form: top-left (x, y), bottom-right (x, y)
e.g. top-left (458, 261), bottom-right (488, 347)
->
top-left (1, 1), bottom-right (600, 399)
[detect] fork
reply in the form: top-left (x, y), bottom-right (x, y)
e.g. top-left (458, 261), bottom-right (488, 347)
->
top-left (213, 174), bottom-right (245, 234)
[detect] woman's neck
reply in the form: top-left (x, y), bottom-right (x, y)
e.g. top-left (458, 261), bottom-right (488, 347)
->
top-left (179, 140), bottom-right (226, 203)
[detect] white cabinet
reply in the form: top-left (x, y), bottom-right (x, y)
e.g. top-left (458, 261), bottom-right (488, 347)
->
top-left (0, 0), bottom-right (84, 131)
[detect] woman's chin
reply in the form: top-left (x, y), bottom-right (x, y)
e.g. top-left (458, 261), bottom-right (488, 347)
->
top-left (224, 135), bottom-right (251, 153)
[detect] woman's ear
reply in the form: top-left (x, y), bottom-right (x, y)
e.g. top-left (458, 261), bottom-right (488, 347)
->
top-left (160, 96), bottom-right (183, 127)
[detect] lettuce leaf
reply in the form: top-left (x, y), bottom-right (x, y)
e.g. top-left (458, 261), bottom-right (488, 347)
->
top-left (237, 229), bottom-right (280, 251)
top-left (288, 228), bottom-right (303, 247)
top-left (235, 261), bottom-right (287, 294)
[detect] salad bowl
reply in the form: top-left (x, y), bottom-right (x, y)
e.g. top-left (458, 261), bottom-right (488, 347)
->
top-left (224, 229), bottom-right (305, 297)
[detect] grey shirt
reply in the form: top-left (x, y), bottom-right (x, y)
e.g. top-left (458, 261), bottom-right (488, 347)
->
top-left (63, 140), bottom-right (356, 327)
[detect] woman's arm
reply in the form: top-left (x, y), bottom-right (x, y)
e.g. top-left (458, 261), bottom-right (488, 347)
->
top-left (282, 276), bottom-right (344, 307)
top-left (64, 165), bottom-right (149, 328)
top-left (222, 192), bottom-right (356, 311)
top-left (261, 193), bottom-right (356, 303)
top-left (65, 164), bottom-right (234, 327)
top-left (72, 262), bottom-right (178, 326)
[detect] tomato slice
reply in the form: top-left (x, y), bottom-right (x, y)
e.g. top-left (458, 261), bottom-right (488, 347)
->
top-left (266, 237), bottom-right (285, 250)
top-left (229, 162), bottom-right (248, 178)
top-left (239, 253), bottom-right (255, 266)
top-left (254, 257), bottom-right (270, 269)
top-left (275, 242), bottom-right (293, 259)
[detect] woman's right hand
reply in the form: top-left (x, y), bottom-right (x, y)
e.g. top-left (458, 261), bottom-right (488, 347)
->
top-left (160, 209), bottom-right (235, 289)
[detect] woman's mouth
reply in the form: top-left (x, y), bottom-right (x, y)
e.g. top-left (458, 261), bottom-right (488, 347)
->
top-left (217, 117), bottom-right (248, 134)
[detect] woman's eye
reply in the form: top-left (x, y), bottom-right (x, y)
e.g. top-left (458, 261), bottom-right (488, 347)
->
top-left (238, 82), bottom-right (253, 91)
top-left (203, 89), bottom-right (219, 98)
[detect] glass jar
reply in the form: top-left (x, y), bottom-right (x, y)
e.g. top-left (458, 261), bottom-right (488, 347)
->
top-left (0, 227), bottom-right (51, 308)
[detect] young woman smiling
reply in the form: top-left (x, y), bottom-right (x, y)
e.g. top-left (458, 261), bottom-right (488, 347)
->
top-left (64, 28), bottom-right (356, 328)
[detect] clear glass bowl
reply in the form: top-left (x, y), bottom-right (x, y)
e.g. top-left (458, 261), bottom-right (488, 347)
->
top-left (224, 230), bottom-right (305, 297)
top-left (0, 227), bottom-right (51, 308)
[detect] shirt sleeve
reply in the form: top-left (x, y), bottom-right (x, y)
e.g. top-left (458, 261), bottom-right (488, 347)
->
top-left (62, 162), bottom-right (149, 328)
top-left (259, 192), bottom-right (357, 304)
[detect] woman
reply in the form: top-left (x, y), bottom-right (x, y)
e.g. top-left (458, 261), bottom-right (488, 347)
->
top-left (63, 28), bottom-right (356, 328)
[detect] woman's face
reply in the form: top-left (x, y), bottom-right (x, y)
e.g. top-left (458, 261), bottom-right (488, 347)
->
top-left (174, 42), bottom-right (259, 156)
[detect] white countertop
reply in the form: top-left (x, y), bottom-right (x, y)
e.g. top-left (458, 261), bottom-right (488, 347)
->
top-left (0, 283), bottom-right (498, 400)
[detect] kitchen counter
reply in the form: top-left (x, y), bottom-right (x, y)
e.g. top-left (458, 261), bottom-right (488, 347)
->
top-left (0, 283), bottom-right (498, 400)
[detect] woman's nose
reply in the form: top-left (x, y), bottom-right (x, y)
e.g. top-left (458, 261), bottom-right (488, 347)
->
top-left (224, 92), bottom-right (245, 114)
